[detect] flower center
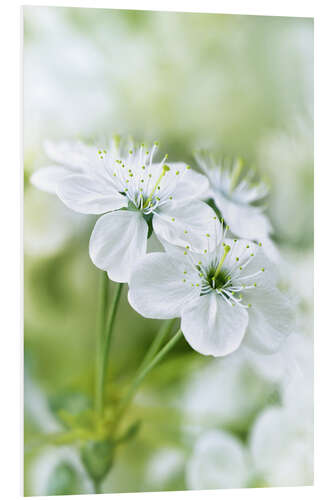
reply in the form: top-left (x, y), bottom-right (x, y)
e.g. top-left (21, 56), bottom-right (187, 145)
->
top-left (208, 267), bottom-right (230, 290)
top-left (143, 164), bottom-right (170, 209)
top-left (212, 244), bottom-right (231, 283)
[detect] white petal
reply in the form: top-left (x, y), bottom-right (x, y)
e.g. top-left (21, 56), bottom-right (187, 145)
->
top-left (214, 192), bottom-right (272, 241)
top-left (89, 210), bottom-right (148, 283)
top-left (44, 140), bottom-right (96, 171)
top-left (186, 430), bottom-right (250, 490)
top-left (243, 287), bottom-right (294, 353)
top-left (153, 200), bottom-right (220, 253)
top-left (128, 252), bottom-right (198, 319)
top-left (181, 293), bottom-right (248, 357)
top-left (57, 175), bottom-right (128, 214)
top-left (182, 353), bottom-right (274, 430)
top-left (167, 163), bottom-right (210, 201)
top-left (225, 239), bottom-right (278, 288)
top-left (250, 407), bottom-right (313, 486)
top-left (260, 236), bottom-right (281, 264)
top-left (146, 448), bottom-right (186, 489)
top-left (30, 166), bottom-right (71, 194)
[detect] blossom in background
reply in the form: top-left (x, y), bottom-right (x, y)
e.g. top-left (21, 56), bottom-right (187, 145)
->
top-left (145, 448), bottom-right (186, 490)
top-left (250, 404), bottom-right (313, 487)
top-left (129, 222), bottom-right (293, 357)
top-left (186, 430), bottom-right (251, 490)
top-left (184, 332), bottom-right (312, 490)
top-left (249, 330), bottom-right (313, 487)
top-left (49, 141), bottom-right (218, 282)
top-left (29, 446), bottom-right (94, 496)
top-left (181, 350), bottom-right (275, 433)
top-left (195, 152), bottom-right (279, 261)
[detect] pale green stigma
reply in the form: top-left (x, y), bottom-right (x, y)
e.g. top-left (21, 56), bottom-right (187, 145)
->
top-left (213, 245), bottom-right (231, 280)
top-left (143, 164), bottom-right (170, 209)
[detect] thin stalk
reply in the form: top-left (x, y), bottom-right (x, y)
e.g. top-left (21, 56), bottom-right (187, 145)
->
top-left (139, 318), bottom-right (176, 372)
top-left (115, 328), bottom-right (183, 424)
top-left (98, 282), bottom-right (123, 413)
top-left (95, 271), bottom-right (109, 414)
top-left (93, 479), bottom-right (101, 494)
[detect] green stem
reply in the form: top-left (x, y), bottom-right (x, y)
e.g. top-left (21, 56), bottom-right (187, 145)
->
top-left (95, 271), bottom-right (109, 414)
top-left (99, 282), bottom-right (123, 412)
top-left (115, 328), bottom-right (183, 424)
top-left (139, 318), bottom-right (176, 372)
top-left (93, 479), bottom-right (101, 494)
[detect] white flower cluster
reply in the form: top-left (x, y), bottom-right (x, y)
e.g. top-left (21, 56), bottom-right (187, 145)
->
top-left (183, 332), bottom-right (313, 489)
top-left (143, 332), bottom-right (313, 491)
top-left (31, 138), bottom-right (293, 358)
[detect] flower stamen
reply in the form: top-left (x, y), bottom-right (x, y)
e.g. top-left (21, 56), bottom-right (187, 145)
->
top-left (143, 164), bottom-right (170, 208)
top-left (229, 157), bottom-right (244, 193)
top-left (213, 244), bottom-right (231, 282)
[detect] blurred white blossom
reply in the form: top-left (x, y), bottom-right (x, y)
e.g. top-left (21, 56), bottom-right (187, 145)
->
top-left (249, 330), bottom-right (313, 487)
top-left (186, 430), bottom-right (251, 490)
top-left (30, 446), bottom-right (94, 496)
top-left (181, 350), bottom-right (275, 432)
top-left (250, 405), bottom-right (313, 487)
top-left (145, 448), bottom-right (186, 489)
top-left (195, 152), bottom-right (278, 262)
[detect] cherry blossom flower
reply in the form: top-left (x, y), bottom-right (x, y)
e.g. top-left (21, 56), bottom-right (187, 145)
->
top-left (129, 222), bottom-right (293, 356)
top-left (186, 430), bottom-right (251, 490)
top-left (51, 142), bottom-right (218, 282)
top-left (195, 152), bottom-right (279, 260)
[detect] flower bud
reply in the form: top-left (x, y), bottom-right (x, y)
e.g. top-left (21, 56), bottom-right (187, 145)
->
top-left (80, 439), bottom-right (114, 483)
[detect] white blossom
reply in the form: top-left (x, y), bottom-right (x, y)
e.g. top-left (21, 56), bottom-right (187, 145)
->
top-left (51, 141), bottom-right (217, 282)
top-left (29, 446), bottom-right (94, 496)
top-left (145, 448), bottom-right (186, 489)
top-left (181, 350), bottom-right (275, 432)
top-left (249, 331), bottom-right (313, 487)
top-left (186, 430), bottom-right (251, 490)
top-left (195, 152), bottom-right (279, 261)
top-left (129, 222), bottom-right (293, 356)
top-left (250, 405), bottom-right (313, 487)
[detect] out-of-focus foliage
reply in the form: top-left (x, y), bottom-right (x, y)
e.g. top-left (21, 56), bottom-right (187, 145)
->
top-left (24, 6), bottom-right (313, 495)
